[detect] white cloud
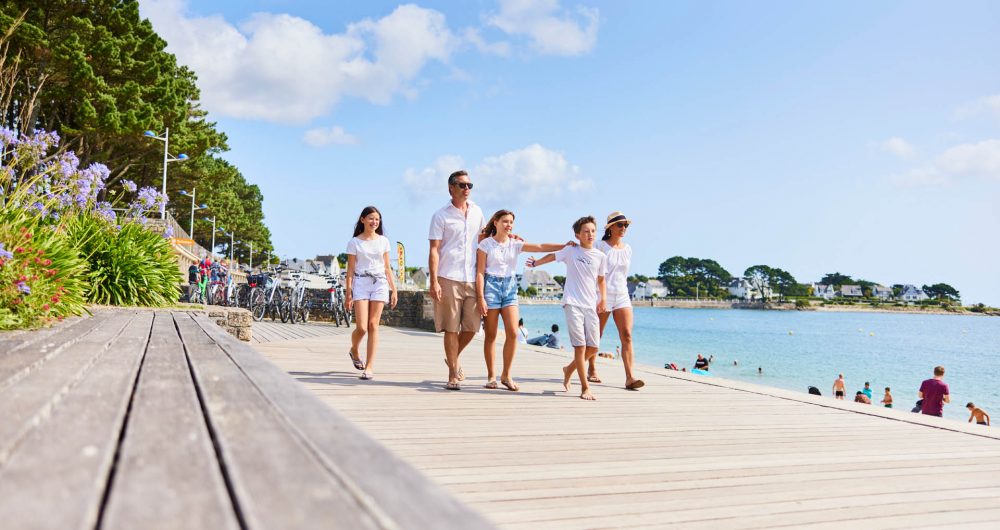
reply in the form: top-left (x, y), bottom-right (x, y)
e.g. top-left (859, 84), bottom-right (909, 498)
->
top-left (403, 144), bottom-right (592, 203)
top-left (892, 139), bottom-right (1000, 186)
top-left (302, 126), bottom-right (359, 147)
top-left (487, 0), bottom-right (599, 56)
top-left (880, 137), bottom-right (915, 159)
top-left (956, 94), bottom-right (1000, 120)
top-left (140, 1), bottom-right (457, 123)
top-left (462, 27), bottom-right (511, 57)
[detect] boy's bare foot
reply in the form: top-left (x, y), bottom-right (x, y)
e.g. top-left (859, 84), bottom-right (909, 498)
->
top-left (580, 390), bottom-right (596, 400)
top-left (562, 365), bottom-right (574, 391)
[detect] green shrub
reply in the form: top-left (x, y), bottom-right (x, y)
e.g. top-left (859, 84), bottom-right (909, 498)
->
top-left (68, 214), bottom-right (182, 306)
top-left (794, 299), bottom-right (810, 309)
top-left (0, 209), bottom-right (89, 330)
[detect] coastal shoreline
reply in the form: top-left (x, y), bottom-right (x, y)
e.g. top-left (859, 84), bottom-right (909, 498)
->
top-left (519, 297), bottom-right (997, 316)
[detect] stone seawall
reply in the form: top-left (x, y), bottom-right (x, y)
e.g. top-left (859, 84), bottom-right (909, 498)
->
top-left (303, 289), bottom-right (436, 330)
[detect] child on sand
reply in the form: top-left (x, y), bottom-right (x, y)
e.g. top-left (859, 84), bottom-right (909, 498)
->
top-left (527, 216), bottom-right (607, 401)
top-left (967, 403), bottom-right (991, 426)
top-left (881, 387), bottom-right (893, 408)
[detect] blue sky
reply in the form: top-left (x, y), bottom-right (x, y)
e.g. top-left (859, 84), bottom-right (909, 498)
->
top-left (141, 1), bottom-right (1000, 305)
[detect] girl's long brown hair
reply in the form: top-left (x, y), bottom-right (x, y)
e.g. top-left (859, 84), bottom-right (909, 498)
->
top-left (482, 209), bottom-right (515, 238)
top-left (353, 206), bottom-right (384, 237)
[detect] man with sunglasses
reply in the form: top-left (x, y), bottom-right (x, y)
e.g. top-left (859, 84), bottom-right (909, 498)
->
top-left (429, 170), bottom-right (486, 390)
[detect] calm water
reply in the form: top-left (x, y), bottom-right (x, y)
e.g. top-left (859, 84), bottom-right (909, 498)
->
top-left (518, 305), bottom-right (1000, 420)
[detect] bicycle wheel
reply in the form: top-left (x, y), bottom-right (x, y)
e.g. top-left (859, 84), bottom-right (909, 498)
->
top-left (250, 288), bottom-right (266, 321)
top-left (279, 294), bottom-right (291, 323)
top-left (300, 301), bottom-right (310, 324)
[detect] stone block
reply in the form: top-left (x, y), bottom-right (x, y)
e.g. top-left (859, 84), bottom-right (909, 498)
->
top-left (227, 310), bottom-right (252, 326)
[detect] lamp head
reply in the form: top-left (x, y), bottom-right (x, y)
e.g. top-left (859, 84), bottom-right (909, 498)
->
top-left (179, 189), bottom-right (190, 197)
top-left (199, 203), bottom-right (208, 209)
top-left (177, 153), bottom-right (189, 161)
top-left (143, 130), bottom-right (157, 137)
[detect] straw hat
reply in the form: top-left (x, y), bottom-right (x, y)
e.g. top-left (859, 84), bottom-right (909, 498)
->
top-left (604, 211), bottom-right (631, 229)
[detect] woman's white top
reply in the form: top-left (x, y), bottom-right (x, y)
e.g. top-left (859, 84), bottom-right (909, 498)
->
top-left (346, 235), bottom-right (390, 276)
top-left (477, 237), bottom-right (525, 277)
top-left (597, 240), bottom-right (631, 295)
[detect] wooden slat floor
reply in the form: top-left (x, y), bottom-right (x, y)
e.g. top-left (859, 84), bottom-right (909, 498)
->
top-left (253, 323), bottom-right (1000, 529)
top-left (252, 319), bottom-right (351, 344)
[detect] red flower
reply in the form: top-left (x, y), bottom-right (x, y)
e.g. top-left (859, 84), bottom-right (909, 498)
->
top-left (23, 233), bottom-right (32, 240)
top-left (46, 269), bottom-right (56, 277)
top-left (43, 259), bottom-right (51, 266)
top-left (18, 275), bottom-right (26, 282)
top-left (11, 298), bottom-right (20, 305)
top-left (42, 304), bottom-right (49, 311)
top-left (15, 247), bottom-right (23, 253)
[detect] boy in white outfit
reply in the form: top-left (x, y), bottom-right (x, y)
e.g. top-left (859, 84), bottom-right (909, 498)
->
top-left (527, 216), bottom-right (607, 400)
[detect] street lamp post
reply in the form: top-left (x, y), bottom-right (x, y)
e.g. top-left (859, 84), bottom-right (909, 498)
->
top-left (204, 216), bottom-right (217, 260)
top-left (179, 189), bottom-right (207, 238)
top-left (144, 128), bottom-right (189, 219)
top-left (249, 241), bottom-right (253, 271)
top-left (223, 231), bottom-right (235, 268)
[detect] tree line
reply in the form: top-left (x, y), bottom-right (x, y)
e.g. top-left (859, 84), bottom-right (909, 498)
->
top-left (0, 1), bottom-right (272, 264)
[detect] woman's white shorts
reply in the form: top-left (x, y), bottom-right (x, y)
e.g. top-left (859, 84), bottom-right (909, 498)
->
top-left (604, 291), bottom-right (632, 312)
top-left (352, 275), bottom-right (389, 303)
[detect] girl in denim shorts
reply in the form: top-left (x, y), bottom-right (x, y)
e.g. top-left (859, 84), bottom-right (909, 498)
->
top-left (475, 209), bottom-right (571, 391)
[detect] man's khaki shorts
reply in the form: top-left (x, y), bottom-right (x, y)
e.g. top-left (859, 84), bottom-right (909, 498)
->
top-left (434, 277), bottom-right (482, 333)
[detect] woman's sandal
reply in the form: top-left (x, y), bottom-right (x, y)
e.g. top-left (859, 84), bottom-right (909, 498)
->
top-left (360, 371), bottom-right (373, 380)
top-left (587, 375), bottom-right (602, 383)
top-left (501, 378), bottom-right (519, 392)
top-left (445, 382), bottom-right (461, 391)
top-left (349, 351), bottom-right (364, 371)
top-left (483, 380), bottom-right (498, 389)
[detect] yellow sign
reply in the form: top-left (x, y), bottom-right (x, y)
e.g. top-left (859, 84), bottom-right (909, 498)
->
top-left (170, 237), bottom-right (195, 246)
top-left (397, 242), bottom-right (406, 285)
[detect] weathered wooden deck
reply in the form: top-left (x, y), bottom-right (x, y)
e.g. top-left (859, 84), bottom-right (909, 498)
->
top-left (253, 321), bottom-right (1000, 529)
top-left (0, 310), bottom-right (492, 530)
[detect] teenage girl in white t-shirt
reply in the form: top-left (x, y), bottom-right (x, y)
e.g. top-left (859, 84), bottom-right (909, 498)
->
top-left (594, 211), bottom-right (644, 390)
top-left (475, 209), bottom-right (569, 391)
top-left (345, 206), bottom-right (398, 380)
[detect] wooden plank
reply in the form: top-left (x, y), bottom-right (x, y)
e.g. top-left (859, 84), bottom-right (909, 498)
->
top-left (191, 314), bottom-right (496, 530)
top-left (0, 311), bottom-right (114, 387)
top-left (101, 312), bottom-right (240, 530)
top-left (0, 312), bottom-right (90, 358)
top-left (0, 311), bottom-right (132, 464)
top-left (0, 311), bottom-right (152, 530)
top-left (174, 312), bottom-right (383, 530)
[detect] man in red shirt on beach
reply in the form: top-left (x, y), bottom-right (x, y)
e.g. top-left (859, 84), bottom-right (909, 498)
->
top-left (918, 365), bottom-right (950, 417)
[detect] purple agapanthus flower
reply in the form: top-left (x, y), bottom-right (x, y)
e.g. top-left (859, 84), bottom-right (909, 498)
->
top-left (95, 201), bottom-right (116, 222)
top-left (137, 186), bottom-right (158, 209)
top-left (0, 127), bottom-right (17, 146)
top-left (0, 243), bottom-right (13, 261)
top-left (16, 282), bottom-right (30, 295)
top-left (122, 179), bottom-right (137, 193)
top-left (163, 225), bottom-right (174, 239)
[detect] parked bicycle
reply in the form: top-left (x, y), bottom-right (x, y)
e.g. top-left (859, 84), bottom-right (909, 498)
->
top-left (321, 273), bottom-right (352, 327)
top-left (249, 268), bottom-right (285, 321)
top-left (280, 273), bottom-right (310, 324)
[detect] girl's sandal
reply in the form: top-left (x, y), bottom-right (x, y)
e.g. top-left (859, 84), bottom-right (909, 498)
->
top-left (483, 380), bottom-right (498, 389)
top-left (445, 382), bottom-right (461, 391)
top-left (501, 379), bottom-right (519, 392)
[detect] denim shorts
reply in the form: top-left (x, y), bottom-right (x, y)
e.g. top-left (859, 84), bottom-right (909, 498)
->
top-left (484, 274), bottom-right (518, 309)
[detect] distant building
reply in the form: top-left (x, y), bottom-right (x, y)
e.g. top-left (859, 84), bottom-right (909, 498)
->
top-left (899, 284), bottom-right (930, 302)
top-left (313, 255), bottom-right (342, 276)
top-left (633, 279), bottom-right (669, 299)
top-left (871, 284), bottom-right (894, 301)
top-left (409, 267), bottom-right (430, 289)
top-left (728, 277), bottom-right (773, 301)
top-left (839, 285), bottom-right (864, 298)
top-left (520, 269), bottom-right (563, 298)
top-left (812, 283), bottom-right (836, 300)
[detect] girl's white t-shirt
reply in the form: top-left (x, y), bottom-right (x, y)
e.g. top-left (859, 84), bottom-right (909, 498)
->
top-left (477, 237), bottom-right (525, 277)
top-left (597, 240), bottom-right (632, 295)
top-left (346, 235), bottom-right (390, 275)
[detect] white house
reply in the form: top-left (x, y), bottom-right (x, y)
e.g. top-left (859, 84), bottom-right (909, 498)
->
top-left (520, 269), bottom-right (563, 298)
top-left (899, 284), bottom-right (929, 302)
top-left (812, 283), bottom-right (836, 300)
top-left (871, 284), bottom-right (894, 300)
top-left (839, 285), bottom-right (864, 298)
top-left (728, 277), bottom-right (773, 301)
top-left (633, 279), bottom-right (669, 299)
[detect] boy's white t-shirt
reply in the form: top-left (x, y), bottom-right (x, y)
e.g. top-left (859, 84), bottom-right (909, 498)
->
top-left (597, 240), bottom-right (631, 295)
top-left (555, 246), bottom-right (607, 309)
top-left (477, 237), bottom-right (525, 277)
top-left (346, 235), bottom-right (391, 275)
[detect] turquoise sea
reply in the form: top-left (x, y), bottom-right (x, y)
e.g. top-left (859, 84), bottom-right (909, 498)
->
top-left (518, 305), bottom-right (1000, 421)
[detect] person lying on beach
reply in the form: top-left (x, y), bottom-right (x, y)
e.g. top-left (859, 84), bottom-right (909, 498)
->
top-left (832, 374), bottom-right (846, 400)
top-left (854, 391), bottom-right (871, 404)
top-left (967, 403), bottom-right (991, 426)
top-left (881, 387), bottom-right (893, 408)
top-left (527, 324), bottom-right (561, 349)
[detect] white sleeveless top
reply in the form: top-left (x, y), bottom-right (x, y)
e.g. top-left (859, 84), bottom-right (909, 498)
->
top-left (597, 240), bottom-right (631, 295)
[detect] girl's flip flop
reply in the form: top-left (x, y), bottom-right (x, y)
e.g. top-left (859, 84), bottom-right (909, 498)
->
top-left (349, 351), bottom-right (364, 371)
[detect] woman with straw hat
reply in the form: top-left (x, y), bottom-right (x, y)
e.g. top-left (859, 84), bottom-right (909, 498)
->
top-left (593, 211), bottom-right (644, 390)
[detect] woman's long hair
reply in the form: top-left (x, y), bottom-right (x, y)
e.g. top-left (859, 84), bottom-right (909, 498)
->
top-left (482, 209), bottom-right (515, 238)
top-left (353, 206), bottom-right (384, 237)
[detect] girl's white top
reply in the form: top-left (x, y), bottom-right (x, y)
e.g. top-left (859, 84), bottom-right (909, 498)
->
top-left (477, 236), bottom-right (525, 277)
top-left (597, 240), bottom-right (631, 295)
top-left (346, 235), bottom-right (391, 276)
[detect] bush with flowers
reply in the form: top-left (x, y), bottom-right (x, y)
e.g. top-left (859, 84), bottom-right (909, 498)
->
top-left (0, 128), bottom-right (181, 329)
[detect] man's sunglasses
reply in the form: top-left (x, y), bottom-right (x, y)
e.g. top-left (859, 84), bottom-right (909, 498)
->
top-left (454, 182), bottom-right (474, 190)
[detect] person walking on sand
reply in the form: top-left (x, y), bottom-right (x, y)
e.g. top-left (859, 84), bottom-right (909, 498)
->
top-left (967, 403), bottom-right (991, 426)
top-left (476, 209), bottom-right (571, 391)
top-left (592, 211), bottom-right (644, 391)
top-left (918, 365), bottom-right (950, 417)
top-left (833, 374), bottom-right (846, 400)
top-left (881, 387), bottom-right (893, 408)
top-left (345, 206), bottom-right (398, 380)
top-left (517, 318), bottom-right (528, 344)
top-left (429, 170), bottom-right (486, 391)
top-left (527, 216), bottom-right (607, 401)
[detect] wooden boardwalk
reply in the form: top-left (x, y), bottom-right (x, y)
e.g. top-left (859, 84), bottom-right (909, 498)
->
top-left (0, 310), bottom-right (491, 530)
top-left (254, 322), bottom-right (1000, 529)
